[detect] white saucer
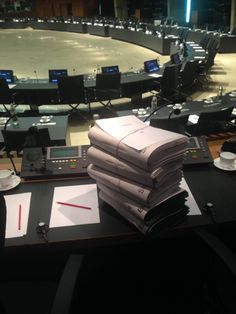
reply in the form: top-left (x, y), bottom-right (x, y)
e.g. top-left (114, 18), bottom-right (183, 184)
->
top-left (39, 116), bottom-right (52, 123)
top-left (213, 158), bottom-right (236, 171)
top-left (204, 99), bottom-right (213, 103)
top-left (0, 175), bottom-right (21, 191)
top-left (229, 93), bottom-right (236, 97)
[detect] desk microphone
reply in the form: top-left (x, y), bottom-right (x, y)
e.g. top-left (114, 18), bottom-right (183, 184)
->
top-left (2, 114), bottom-right (19, 175)
top-left (168, 103), bottom-right (183, 119)
top-left (34, 70), bottom-right (39, 83)
top-left (73, 68), bottom-right (76, 75)
top-left (143, 94), bottom-right (173, 122)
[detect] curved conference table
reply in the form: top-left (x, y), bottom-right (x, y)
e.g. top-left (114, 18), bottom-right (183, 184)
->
top-left (0, 19), bottom-right (206, 108)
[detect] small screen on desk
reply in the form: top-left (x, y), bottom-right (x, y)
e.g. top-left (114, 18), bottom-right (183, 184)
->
top-left (187, 137), bottom-right (201, 149)
top-left (144, 59), bottom-right (160, 73)
top-left (0, 70), bottom-right (14, 83)
top-left (101, 65), bottom-right (119, 74)
top-left (48, 146), bottom-right (79, 159)
top-left (48, 69), bottom-right (68, 83)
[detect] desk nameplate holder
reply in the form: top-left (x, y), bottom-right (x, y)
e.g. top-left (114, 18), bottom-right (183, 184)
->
top-left (20, 145), bottom-right (90, 180)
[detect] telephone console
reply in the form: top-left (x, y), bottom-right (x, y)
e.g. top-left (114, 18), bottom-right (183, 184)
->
top-left (20, 145), bottom-right (90, 180)
top-left (183, 136), bottom-right (213, 166)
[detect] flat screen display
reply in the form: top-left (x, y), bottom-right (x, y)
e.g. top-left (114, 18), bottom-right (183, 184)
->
top-left (48, 69), bottom-right (68, 83)
top-left (144, 60), bottom-right (160, 73)
top-left (187, 137), bottom-right (200, 149)
top-left (48, 146), bottom-right (79, 159)
top-left (101, 65), bottom-right (119, 74)
top-left (0, 70), bottom-right (14, 83)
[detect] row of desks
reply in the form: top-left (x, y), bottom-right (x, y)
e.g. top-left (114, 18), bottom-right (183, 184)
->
top-left (1, 133), bottom-right (236, 252)
top-left (1, 21), bottom-right (236, 53)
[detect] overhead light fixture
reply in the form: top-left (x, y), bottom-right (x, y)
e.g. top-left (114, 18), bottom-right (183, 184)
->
top-left (186, 0), bottom-right (191, 23)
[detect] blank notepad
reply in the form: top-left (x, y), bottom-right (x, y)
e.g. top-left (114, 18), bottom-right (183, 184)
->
top-left (49, 184), bottom-right (100, 228)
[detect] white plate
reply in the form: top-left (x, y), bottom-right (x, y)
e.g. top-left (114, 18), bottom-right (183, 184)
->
top-left (204, 99), bottom-right (213, 103)
top-left (213, 158), bottom-right (236, 171)
top-left (0, 175), bottom-right (21, 191)
top-left (39, 118), bottom-right (51, 123)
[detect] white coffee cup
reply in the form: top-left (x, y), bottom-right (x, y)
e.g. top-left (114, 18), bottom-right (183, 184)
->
top-left (219, 151), bottom-right (236, 168)
top-left (0, 169), bottom-right (15, 189)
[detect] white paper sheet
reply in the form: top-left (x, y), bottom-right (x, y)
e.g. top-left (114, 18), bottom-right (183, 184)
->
top-left (4, 192), bottom-right (31, 238)
top-left (49, 184), bottom-right (100, 228)
top-left (8, 84), bottom-right (16, 89)
top-left (96, 115), bottom-right (147, 142)
top-left (148, 73), bottom-right (162, 78)
top-left (95, 115), bottom-right (185, 151)
top-left (180, 178), bottom-right (202, 215)
top-left (188, 114), bottom-right (199, 124)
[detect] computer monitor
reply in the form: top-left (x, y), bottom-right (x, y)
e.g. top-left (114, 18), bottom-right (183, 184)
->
top-left (144, 59), bottom-right (160, 73)
top-left (0, 70), bottom-right (14, 83)
top-left (48, 69), bottom-right (68, 83)
top-left (101, 65), bottom-right (119, 74)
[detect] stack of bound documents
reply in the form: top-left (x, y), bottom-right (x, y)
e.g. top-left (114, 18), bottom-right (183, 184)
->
top-left (87, 115), bottom-right (189, 235)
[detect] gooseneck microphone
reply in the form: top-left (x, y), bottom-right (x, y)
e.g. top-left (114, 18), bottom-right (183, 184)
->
top-left (3, 114), bottom-right (19, 174)
top-left (34, 70), bottom-right (39, 83)
top-left (168, 108), bottom-right (182, 120)
top-left (143, 94), bottom-right (173, 123)
top-left (143, 103), bottom-right (167, 122)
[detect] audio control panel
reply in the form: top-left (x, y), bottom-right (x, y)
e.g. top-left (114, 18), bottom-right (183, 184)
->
top-left (183, 136), bottom-right (213, 166)
top-left (21, 145), bottom-right (90, 180)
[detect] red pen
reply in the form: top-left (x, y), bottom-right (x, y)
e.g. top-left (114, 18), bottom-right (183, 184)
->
top-left (18, 204), bottom-right (22, 230)
top-left (56, 201), bottom-right (91, 210)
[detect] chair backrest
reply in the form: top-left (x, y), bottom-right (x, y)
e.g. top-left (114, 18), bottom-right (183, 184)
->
top-left (170, 52), bottom-right (181, 65)
top-left (95, 72), bottom-right (121, 100)
top-left (0, 78), bottom-right (12, 104)
top-left (161, 64), bottom-right (181, 95)
top-left (195, 107), bottom-right (234, 135)
top-left (57, 75), bottom-right (86, 104)
top-left (150, 114), bottom-right (189, 134)
top-left (180, 60), bottom-right (198, 90)
top-left (1, 127), bottom-right (51, 153)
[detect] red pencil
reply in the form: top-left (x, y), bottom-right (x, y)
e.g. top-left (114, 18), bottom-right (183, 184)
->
top-left (56, 201), bottom-right (91, 210)
top-left (18, 204), bottom-right (22, 230)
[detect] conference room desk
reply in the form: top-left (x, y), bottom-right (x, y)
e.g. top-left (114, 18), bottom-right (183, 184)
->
top-left (117, 92), bottom-right (236, 126)
top-left (0, 115), bottom-right (69, 148)
top-left (110, 28), bottom-right (177, 55)
top-left (87, 24), bottom-right (109, 37)
top-left (10, 72), bottom-right (162, 107)
top-left (1, 136), bottom-right (236, 253)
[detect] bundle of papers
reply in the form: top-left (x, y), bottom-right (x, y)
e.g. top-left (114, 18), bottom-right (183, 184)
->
top-left (88, 115), bottom-right (188, 172)
top-left (99, 184), bottom-right (189, 235)
top-left (87, 146), bottom-right (184, 188)
top-left (87, 164), bottom-right (182, 208)
top-left (87, 115), bottom-right (189, 235)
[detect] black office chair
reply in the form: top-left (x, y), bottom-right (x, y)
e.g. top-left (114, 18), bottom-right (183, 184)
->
top-left (194, 228), bottom-right (236, 314)
top-left (150, 114), bottom-right (189, 134)
top-left (0, 192), bottom-right (84, 314)
top-left (0, 78), bottom-right (15, 115)
top-left (1, 127), bottom-right (51, 156)
top-left (94, 72), bottom-right (121, 108)
top-left (190, 107), bottom-right (234, 136)
top-left (197, 49), bottom-right (218, 87)
top-left (179, 60), bottom-right (198, 92)
top-left (57, 75), bottom-right (89, 113)
top-left (154, 64), bottom-right (186, 104)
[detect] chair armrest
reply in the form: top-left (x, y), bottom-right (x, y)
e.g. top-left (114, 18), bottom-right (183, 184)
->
top-left (194, 228), bottom-right (236, 277)
top-left (50, 254), bottom-right (84, 314)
